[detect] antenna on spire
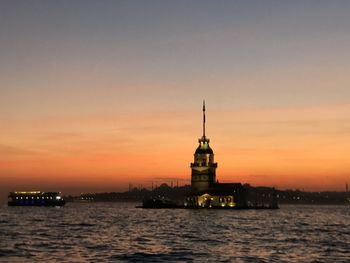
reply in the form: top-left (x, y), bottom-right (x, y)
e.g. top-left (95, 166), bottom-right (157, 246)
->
top-left (203, 100), bottom-right (206, 137)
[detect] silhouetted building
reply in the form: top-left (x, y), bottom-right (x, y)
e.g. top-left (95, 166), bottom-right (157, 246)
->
top-left (185, 101), bottom-right (248, 208)
top-left (190, 101), bottom-right (217, 192)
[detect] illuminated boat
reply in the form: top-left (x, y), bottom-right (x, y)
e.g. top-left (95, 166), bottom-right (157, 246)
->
top-left (8, 191), bottom-right (65, 206)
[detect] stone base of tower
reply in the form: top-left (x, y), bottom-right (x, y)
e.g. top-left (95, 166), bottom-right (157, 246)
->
top-left (191, 181), bottom-right (210, 194)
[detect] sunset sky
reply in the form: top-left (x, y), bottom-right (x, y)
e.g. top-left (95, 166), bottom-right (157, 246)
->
top-left (1, 1), bottom-right (350, 199)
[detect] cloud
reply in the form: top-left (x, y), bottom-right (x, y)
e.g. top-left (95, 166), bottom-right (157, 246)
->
top-left (0, 144), bottom-right (39, 157)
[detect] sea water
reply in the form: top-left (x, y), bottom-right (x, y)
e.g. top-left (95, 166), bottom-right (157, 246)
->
top-left (0, 203), bottom-right (349, 262)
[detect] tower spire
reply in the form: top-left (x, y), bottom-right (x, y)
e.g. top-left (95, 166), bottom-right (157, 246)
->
top-left (203, 100), bottom-right (206, 138)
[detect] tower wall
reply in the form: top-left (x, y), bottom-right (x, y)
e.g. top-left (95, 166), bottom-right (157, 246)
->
top-left (190, 138), bottom-right (217, 193)
top-left (191, 165), bottom-right (217, 193)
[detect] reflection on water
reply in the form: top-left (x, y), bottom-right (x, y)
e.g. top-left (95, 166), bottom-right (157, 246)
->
top-left (0, 203), bottom-right (349, 262)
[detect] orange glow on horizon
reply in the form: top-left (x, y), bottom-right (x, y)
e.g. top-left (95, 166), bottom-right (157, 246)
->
top-left (1, 104), bottom-right (350, 195)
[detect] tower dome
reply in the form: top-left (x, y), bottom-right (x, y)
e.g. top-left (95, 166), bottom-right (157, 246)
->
top-left (195, 140), bottom-right (214, 154)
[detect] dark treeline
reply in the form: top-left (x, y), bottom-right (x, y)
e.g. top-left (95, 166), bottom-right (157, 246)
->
top-left (64, 183), bottom-right (350, 205)
top-left (276, 189), bottom-right (350, 205)
top-left (64, 184), bottom-right (191, 203)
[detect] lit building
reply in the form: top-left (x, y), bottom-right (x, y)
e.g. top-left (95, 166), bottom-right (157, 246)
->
top-left (185, 101), bottom-right (248, 208)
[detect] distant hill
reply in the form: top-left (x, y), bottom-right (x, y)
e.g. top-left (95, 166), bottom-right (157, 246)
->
top-left (64, 184), bottom-right (350, 205)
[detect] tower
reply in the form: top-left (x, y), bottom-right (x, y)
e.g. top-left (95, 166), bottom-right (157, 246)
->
top-left (190, 101), bottom-right (217, 193)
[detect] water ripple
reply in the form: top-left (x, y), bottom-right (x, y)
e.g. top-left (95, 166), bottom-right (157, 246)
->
top-left (0, 204), bottom-right (349, 262)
